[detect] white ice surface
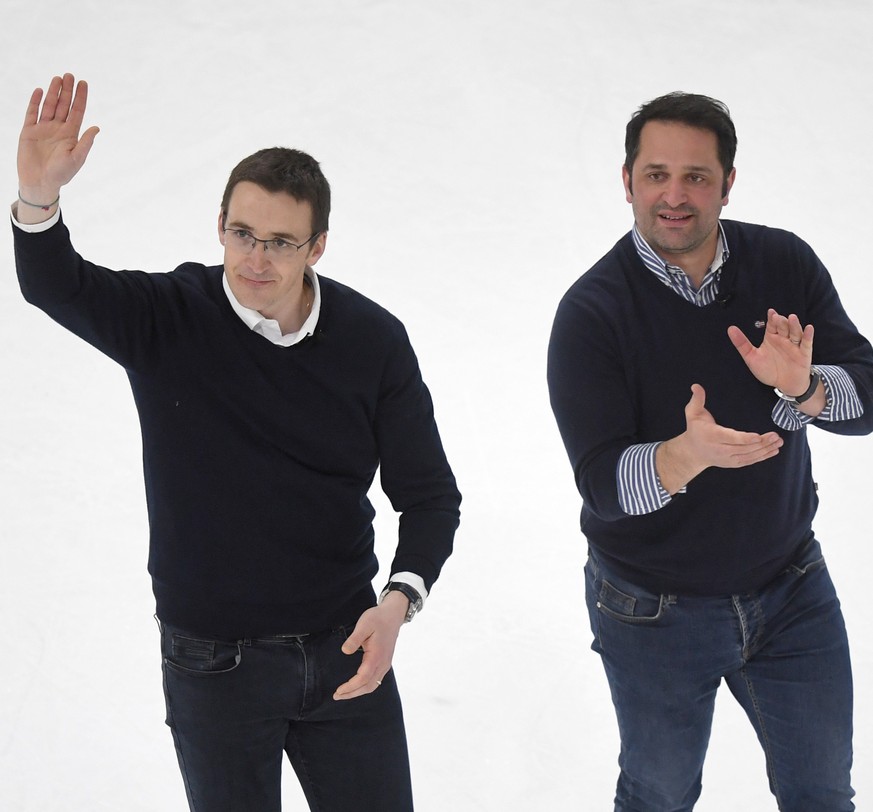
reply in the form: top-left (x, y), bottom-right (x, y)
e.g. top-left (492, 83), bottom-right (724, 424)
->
top-left (1, 1), bottom-right (872, 809)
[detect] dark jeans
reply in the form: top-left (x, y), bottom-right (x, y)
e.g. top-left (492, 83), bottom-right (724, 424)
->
top-left (585, 539), bottom-right (854, 811)
top-left (159, 620), bottom-right (413, 811)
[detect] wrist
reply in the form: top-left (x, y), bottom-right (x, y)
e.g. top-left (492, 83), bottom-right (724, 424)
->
top-left (15, 187), bottom-right (60, 225)
top-left (656, 435), bottom-right (704, 495)
top-left (380, 589), bottom-right (411, 621)
top-left (774, 368), bottom-right (821, 404)
top-left (18, 184), bottom-right (61, 206)
top-left (379, 581), bottom-right (423, 623)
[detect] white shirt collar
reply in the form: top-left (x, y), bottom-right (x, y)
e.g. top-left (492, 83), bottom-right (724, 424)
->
top-left (222, 266), bottom-right (322, 347)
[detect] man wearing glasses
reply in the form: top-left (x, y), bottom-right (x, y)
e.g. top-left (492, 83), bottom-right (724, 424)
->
top-left (12, 74), bottom-right (460, 812)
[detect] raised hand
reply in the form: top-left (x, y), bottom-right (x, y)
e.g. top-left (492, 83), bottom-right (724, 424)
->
top-left (727, 309), bottom-right (814, 397)
top-left (17, 73), bottom-right (99, 217)
top-left (656, 384), bottom-right (784, 494)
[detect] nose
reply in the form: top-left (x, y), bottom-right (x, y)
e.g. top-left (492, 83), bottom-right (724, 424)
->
top-left (661, 178), bottom-right (688, 208)
top-left (247, 242), bottom-right (271, 273)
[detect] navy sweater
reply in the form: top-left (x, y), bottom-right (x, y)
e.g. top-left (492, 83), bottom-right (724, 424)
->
top-left (548, 220), bottom-right (873, 595)
top-left (15, 217), bottom-right (461, 637)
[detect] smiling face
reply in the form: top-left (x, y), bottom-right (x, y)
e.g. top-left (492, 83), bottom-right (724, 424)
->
top-left (219, 181), bottom-right (326, 332)
top-left (623, 120), bottom-right (735, 279)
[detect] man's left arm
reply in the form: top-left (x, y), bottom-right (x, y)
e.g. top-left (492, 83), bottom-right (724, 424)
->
top-left (334, 324), bottom-right (461, 700)
top-left (333, 590), bottom-right (411, 700)
top-left (728, 244), bottom-right (873, 436)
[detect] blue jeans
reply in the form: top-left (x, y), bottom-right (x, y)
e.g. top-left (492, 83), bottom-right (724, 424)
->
top-left (159, 620), bottom-right (413, 811)
top-left (585, 539), bottom-right (854, 811)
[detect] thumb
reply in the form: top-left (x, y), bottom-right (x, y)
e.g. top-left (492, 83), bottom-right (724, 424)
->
top-left (71, 125), bottom-right (100, 166)
top-left (341, 626), bottom-right (366, 655)
top-left (686, 383), bottom-right (706, 414)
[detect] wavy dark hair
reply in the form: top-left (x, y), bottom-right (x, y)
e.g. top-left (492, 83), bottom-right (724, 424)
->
top-left (625, 92), bottom-right (737, 196)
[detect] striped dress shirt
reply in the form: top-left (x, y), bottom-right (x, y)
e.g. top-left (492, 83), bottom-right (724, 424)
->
top-left (617, 223), bottom-right (864, 516)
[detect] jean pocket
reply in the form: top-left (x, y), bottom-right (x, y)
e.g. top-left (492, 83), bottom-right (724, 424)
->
top-left (595, 577), bottom-right (670, 624)
top-left (163, 632), bottom-right (242, 676)
top-left (787, 538), bottom-right (826, 577)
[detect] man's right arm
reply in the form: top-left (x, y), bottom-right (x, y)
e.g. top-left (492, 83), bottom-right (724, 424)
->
top-left (654, 384), bottom-right (783, 495)
top-left (12, 73), bottom-right (161, 371)
top-left (611, 386), bottom-right (784, 517)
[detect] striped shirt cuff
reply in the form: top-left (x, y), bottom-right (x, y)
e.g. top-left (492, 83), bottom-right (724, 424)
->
top-left (771, 365), bottom-right (863, 431)
top-left (617, 442), bottom-right (680, 515)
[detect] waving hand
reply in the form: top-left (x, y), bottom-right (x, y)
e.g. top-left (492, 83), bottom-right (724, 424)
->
top-left (17, 73), bottom-right (99, 221)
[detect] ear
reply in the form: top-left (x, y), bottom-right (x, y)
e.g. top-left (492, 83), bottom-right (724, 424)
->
top-left (217, 210), bottom-right (227, 245)
top-left (622, 165), bottom-right (633, 203)
top-left (306, 231), bottom-right (328, 266)
top-left (722, 167), bottom-right (737, 204)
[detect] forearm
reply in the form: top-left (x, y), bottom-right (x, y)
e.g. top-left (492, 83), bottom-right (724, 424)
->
top-left (654, 434), bottom-right (707, 496)
top-left (391, 505), bottom-right (459, 592)
top-left (13, 212), bottom-right (83, 306)
top-left (796, 379), bottom-right (826, 418)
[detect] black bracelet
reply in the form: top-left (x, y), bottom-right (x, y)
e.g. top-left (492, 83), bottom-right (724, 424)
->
top-left (774, 369), bottom-right (822, 404)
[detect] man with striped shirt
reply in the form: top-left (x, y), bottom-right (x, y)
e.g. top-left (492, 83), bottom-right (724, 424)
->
top-left (548, 92), bottom-right (872, 811)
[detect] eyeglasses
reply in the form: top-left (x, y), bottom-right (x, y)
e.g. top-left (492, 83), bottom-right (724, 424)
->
top-left (223, 227), bottom-right (318, 258)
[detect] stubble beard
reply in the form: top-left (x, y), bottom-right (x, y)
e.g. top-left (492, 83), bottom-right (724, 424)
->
top-left (642, 206), bottom-right (715, 260)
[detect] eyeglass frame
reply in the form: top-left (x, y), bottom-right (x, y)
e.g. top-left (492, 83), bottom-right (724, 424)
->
top-left (221, 214), bottom-right (320, 257)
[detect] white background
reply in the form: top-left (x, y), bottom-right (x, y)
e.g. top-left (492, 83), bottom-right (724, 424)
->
top-left (1, 1), bottom-right (872, 809)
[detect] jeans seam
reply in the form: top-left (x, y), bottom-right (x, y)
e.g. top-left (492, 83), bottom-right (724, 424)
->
top-left (788, 556), bottom-right (825, 577)
top-left (163, 662), bottom-right (202, 812)
top-left (740, 665), bottom-right (784, 808)
top-left (732, 594), bottom-right (765, 661)
top-left (286, 716), bottom-right (324, 811)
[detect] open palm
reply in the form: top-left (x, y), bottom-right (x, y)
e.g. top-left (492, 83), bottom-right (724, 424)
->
top-left (727, 309), bottom-right (813, 395)
top-left (18, 73), bottom-right (99, 198)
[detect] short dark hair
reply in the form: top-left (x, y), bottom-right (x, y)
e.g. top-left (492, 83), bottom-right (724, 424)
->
top-left (220, 147), bottom-right (331, 234)
top-left (624, 92), bottom-right (737, 195)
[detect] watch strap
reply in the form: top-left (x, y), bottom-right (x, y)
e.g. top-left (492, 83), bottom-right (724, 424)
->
top-left (775, 368), bottom-right (822, 404)
top-left (381, 581), bottom-right (423, 623)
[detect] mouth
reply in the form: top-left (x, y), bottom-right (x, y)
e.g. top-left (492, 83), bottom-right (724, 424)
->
top-left (239, 275), bottom-right (274, 287)
top-left (658, 212), bottom-right (693, 223)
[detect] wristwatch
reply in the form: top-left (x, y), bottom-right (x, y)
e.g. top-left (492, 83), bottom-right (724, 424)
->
top-left (380, 581), bottom-right (423, 623)
top-left (774, 368), bottom-right (822, 405)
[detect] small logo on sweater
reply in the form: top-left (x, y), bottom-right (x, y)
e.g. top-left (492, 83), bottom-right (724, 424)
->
top-left (754, 320), bottom-right (766, 329)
